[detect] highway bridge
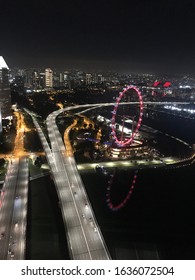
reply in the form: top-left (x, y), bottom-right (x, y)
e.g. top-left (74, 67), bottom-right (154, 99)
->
top-left (0, 157), bottom-right (28, 260)
top-left (26, 107), bottom-right (111, 260)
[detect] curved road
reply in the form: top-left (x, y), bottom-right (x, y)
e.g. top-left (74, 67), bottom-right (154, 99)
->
top-left (47, 109), bottom-right (111, 259)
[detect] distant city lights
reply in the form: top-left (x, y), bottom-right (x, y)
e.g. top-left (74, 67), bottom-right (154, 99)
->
top-left (164, 105), bottom-right (195, 114)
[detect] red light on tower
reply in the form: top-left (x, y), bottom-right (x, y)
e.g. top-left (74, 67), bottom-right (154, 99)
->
top-left (163, 81), bottom-right (171, 87)
top-left (153, 81), bottom-right (161, 87)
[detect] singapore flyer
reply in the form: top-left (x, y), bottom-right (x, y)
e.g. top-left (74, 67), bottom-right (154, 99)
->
top-left (106, 85), bottom-right (143, 210)
top-left (111, 85), bottom-right (143, 146)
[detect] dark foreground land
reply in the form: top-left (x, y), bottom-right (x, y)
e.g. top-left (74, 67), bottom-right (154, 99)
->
top-left (26, 175), bottom-right (70, 260)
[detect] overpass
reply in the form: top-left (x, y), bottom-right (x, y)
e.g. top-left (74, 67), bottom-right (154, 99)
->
top-left (26, 108), bottom-right (111, 260)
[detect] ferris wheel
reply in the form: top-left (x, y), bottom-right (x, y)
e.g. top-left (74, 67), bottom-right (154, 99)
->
top-left (106, 85), bottom-right (143, 210)
top-left (111, 85), bottom-right (143, 146)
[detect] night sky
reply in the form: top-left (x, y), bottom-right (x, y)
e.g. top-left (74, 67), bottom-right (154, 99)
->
top-left (1, 0), bottom-right (195, 74)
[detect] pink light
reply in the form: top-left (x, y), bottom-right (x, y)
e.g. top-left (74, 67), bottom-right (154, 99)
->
top-left (106, 170), bottom-right (138, 211)
top-left (111, 85), bottom-right (143, 147)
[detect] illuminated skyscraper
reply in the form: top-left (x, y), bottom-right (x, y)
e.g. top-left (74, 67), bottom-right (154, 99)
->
top-left (45, 68), bottom-right (53, 88)
top-left (0, 56), bottom-right (12, 119)
top-left (86, 73), bottom-right (93, 85)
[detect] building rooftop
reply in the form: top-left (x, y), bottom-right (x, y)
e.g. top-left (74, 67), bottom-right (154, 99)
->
top-left (0, 56), bottom-right (9, 69)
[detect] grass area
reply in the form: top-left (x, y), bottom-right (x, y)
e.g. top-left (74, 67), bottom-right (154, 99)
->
top-left (24, 130), bottom-right (43, 152)
top-left (23, 112), bottom-right (35, 129)
top-left (28, 159), bottom-right (49, 176)
top-left (0, 160), bottom-right (8, 182)
top-left (57, 116), bottom-right (74, 137)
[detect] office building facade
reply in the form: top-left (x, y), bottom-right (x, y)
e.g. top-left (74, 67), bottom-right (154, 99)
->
top-left (45, 68), bottom-right (53, 88)
top-left (0, 56), bottom-right (12, 119)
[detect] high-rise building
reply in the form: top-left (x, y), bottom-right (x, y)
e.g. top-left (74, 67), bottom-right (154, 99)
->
top-left (11, 76), bottom-right (24, 94)
top-left (0, 56), bottom-right (12, 119)
top-left (45, 68), bottom-right (53, 88)
top-left (39, 72), bottom-right (46, 89)
top-left (0, 105), bottom-right (2, 133)
top-left (32, 71), bottom-right (39, 89)
top-left (86, 73), bottom-right (93, 85)
top-left (59, 72), bottom-right (64, 87)
top-left (94, 74), bottom-right (105, 84)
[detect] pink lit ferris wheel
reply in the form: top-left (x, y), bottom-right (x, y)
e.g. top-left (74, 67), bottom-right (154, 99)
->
top-left (106, 86), bottom-right (143, 211)
top-left (111, 85), bottom-right (143, 146)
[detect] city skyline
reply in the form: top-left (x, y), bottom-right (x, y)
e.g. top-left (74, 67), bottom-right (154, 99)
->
top-left (1, 0), bottom-right (195, 74)
top-left (1, 50), bottom-right (195, 260)
top-left (1, 1), bottom-right (195, 263)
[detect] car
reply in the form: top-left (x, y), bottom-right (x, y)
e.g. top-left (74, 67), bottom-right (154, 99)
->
top-left (94, 227), bottom-right (97, 232)
top-left (0, 232), bottom-right (5, 239)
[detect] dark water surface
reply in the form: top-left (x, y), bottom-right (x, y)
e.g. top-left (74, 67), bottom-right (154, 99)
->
top-left (80, 164), bottom-right (195, 259)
